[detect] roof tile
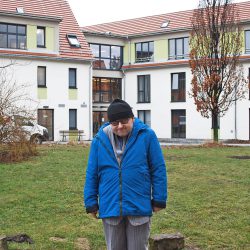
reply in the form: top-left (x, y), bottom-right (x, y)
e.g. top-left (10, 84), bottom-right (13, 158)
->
top-left (82, 1), bottom-right (250, 37)
top-left (0, 0), bottom-right (93, 60)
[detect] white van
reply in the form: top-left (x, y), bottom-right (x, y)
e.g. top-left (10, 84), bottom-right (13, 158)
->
top-left (1, 116), bottom-right (49, 144)
top-left (21, 120), bottom-right (49, 144)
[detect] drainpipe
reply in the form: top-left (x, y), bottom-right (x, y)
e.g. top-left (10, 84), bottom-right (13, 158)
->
top-left (234, 84), bottom-right (237, 140)
top-left (126, 35), bottom-right (131, 65)
top-left (129, 39), bottom-right (131, 65)
top-left (234, 97), bottom-right (237, 140)
top-left (89, 62), bottom-right (93, 140)
top-left (122, 69), bottom-right (126, 100)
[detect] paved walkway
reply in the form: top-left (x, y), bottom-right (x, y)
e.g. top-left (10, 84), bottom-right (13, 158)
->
top-left (43, 140), bottom-right (250, 147)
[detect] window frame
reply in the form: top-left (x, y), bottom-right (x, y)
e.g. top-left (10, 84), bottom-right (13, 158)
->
top-left (0, 22), bottom-right (26, 50)
top-left (137, 110), bottom-right (151, 127)
top-left (69, 68), bottom-right (77, 89)
top-left (93, 77), bottom-right (122, 103)
top-left (67, 34), bottom-right (80, 48)
top-left (245, 30), bottom-right (250, 54)
top-left (135, 41), bottom-right (154, 63)
top-left (69, 109), bottom-right (77, 130)
top-left (90, 43), bottom-right (123, 70)
top-left (171, 109), bottom-right (186, 138)
top-left (171, 72), bottom-right (186, 102)
top-left (37, 26), bottom-right (46, 48)
top-left (37, 66), bottom-right (46, 87)
top-left (137, 75), bottom-right (151, 103)
top-left (168, 37), bottom-right (189, 60)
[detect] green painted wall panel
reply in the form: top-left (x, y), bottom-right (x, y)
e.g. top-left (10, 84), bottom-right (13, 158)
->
top-left (46, 27), bottom-right (54, 51)
top-left (155, 40), bottom-right (168, 61)
top-left (123, 43), bottom-right (135, 64)
top-left (69, 132), bottom-right (79, 141)
top-left (124, 44), bottom-right (129, 64)
top-left (27, 25), bottom-right (36, 49)
top-left (242, 31), bottom-right (245, 54)
top-left (69, 89), bottom-right (78, 100)
top-left (37, 88), bottom-right (47, 99)
top-left (130, 43), bottom-right (135, 64)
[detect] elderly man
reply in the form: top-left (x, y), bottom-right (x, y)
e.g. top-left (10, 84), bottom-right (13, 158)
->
top-left (84, 99), bottom-right (167, 250)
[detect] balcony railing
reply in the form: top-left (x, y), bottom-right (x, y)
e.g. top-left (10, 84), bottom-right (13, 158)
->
top-left (135, 56), bottom-right (154, 63)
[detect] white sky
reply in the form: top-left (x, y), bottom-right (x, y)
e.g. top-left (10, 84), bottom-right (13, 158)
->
top-left (67, 0), bottom-right (247, 27)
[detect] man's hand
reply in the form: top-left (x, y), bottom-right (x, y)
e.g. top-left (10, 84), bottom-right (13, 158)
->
top-left (90, 211), bottom-right (98, 219)
top-left (153, 207), bottom-right (163, 213)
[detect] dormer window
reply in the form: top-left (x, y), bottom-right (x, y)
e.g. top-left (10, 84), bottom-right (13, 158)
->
top-left (161, 20), bottom-right (170, 28)
top-left (67, 34), bottom-right (80, 47)
top-left (16, 7), bottom-right (24, 14)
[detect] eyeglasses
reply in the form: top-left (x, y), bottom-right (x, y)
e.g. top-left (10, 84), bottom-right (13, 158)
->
top-left (110, 118), bottom-right (130, 126)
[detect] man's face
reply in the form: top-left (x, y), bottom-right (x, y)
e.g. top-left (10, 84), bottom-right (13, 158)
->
top-left (110, 117), bottom-right (134, 137)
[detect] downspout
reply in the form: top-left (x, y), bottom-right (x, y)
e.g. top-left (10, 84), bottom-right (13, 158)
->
top-left (234, 95), bottom-right (237, 140)
top-left (89, 61), bottom-right (93, 140)
top-left (128, 38), bottom-right (131, 65)
top-left (122, 69), bottom-right (126, 100)
top-left (123, 35), bottom-right (130, 101)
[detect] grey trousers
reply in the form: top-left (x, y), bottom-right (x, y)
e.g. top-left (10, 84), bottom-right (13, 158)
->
top-left (102, 217), bottom-right (151, 250)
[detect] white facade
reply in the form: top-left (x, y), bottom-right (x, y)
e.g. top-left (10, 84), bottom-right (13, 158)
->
top-left (83, 24), bottom-right (250, 141)
top-left (1, 57), bottom-right (92, 141)
top-left (124, 64), bottom-right (250, 140)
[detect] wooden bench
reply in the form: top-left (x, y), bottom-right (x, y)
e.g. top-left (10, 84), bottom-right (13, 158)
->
top-left (59, 130), bottom-right (84, 142)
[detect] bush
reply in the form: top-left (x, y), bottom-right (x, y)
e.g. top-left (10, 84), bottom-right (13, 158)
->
top-left (0, 141), bottom-right (37, 163)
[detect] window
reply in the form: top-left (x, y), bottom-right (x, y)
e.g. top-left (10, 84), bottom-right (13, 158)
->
top-left (37, 66), bottom-right (46, 87)
top-left (0, 23), bottom-right (26, 49)
top-left (171, 72), bottom-right (186, 102)
top-left (138, 75), bottom-right (150, 103)
top-left (69, 109), bottom-right (77, 130)
top-left (135, 41), bottom-right (154, 63)
top-left (161, 20), bottom-right (170, 28)
top-left (67, 34), bottom-right (80, 47)
top-left (37, 27), bottom-right (45, 47)
top-left (171, 110), bottom-right (186, 138)
top-left (245, 30), bottom-right (250, 54)
top-left (93, 77), bottom-right (121, 103)
top-left (138, 110), bottom-right (151, 127)
top-left (90, 43), bottom-right (122, 70)
top-left (69, 68), bottom-right (77, 88)
top-left (169, 37), bottom-right (189, 60)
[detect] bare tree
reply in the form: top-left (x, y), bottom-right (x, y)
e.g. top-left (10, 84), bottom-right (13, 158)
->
top-left (0, 61), bottom-right (37, 162)
top-left (189, 0), bottom-right (248, 142)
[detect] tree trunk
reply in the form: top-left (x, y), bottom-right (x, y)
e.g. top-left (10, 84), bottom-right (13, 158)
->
top-left (212, 113), bottom-right (219, 142)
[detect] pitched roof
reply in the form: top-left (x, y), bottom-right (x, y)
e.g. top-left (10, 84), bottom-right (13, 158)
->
top-left (0, 0), bottom-right (93, 61)
top-left (82, 1), bottom-right (250, 37)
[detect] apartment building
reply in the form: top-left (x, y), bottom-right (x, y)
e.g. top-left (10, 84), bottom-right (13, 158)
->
top-left (0, 0), bottom-right (93, 141)
top-left (83, 1), bottom-right (250, 140)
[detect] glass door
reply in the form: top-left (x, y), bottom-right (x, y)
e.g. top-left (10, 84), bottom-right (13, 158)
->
top-left (171, 110), bottom-right (186, 138)
top-left (93, 111), bottom-right (108, 135)
top-left (38, 109), bottom-right (54, 141)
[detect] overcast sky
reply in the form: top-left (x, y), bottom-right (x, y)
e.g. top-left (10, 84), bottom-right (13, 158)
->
top-left (67, 0), bottom-right (247, 27)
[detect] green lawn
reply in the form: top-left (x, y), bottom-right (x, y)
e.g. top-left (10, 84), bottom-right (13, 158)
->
top-left (0, 144), bottom-right (249, 249)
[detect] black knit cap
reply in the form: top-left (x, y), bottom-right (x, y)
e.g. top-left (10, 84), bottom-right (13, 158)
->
top-left (107, 99), bottom-right (134, 122)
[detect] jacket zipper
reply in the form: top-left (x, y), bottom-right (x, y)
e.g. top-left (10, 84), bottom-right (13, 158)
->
top-left (95, 135), bottom-right (123, 216)
top-left (119, 160), bottom-right (122, 216)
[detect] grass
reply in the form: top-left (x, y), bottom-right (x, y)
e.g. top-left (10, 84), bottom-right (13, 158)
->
top-left (0, 144), bottom-right (249, 249)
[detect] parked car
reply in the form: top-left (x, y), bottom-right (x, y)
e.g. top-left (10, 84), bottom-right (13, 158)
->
top-left (21, 120), bottom-right (49, 144)
top-left (1, 115), bottom-right (49, 144)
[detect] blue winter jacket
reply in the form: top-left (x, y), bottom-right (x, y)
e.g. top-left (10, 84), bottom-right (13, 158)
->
top-left (84, 118), bottom-right (167, 218)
